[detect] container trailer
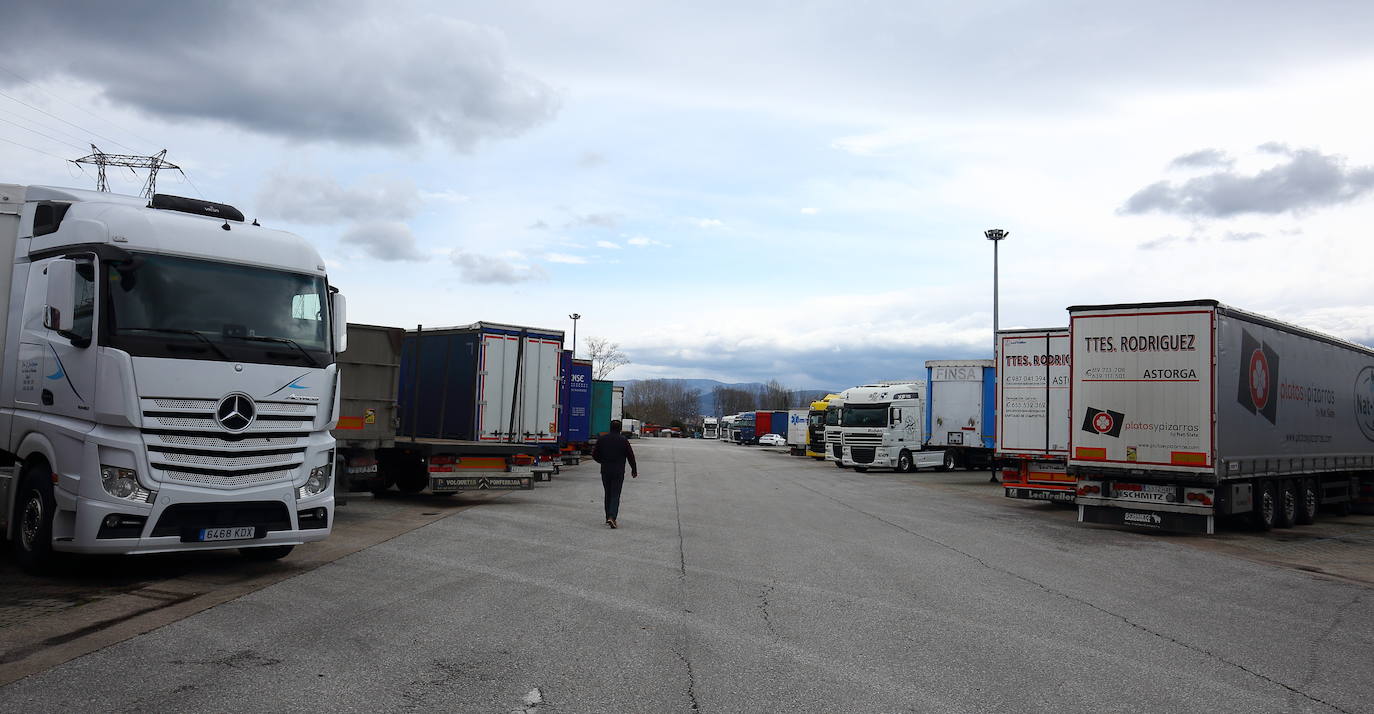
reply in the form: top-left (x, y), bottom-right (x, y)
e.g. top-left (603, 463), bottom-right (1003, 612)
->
top-left (1069, 300), bottom-right (1371, 534)
top-left (558, 352), bottom-right (592, 464)
top-left (996, 328), bottom-right (1074, 503)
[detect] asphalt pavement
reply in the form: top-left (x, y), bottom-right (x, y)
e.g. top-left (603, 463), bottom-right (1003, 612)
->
top-left (2, 439), bottom-right (1371, 713)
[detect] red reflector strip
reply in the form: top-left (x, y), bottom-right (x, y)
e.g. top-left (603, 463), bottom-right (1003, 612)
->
top-left (335, 416), bottom-right (365, 430)
top-left (1075, 447), bottom-right (1107, 460)
top-left (1171, 451), bottom-right (1207, 465)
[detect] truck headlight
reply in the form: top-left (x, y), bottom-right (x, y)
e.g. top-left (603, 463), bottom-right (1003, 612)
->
top-left (100, 466), bottom-right (146, 501)
top-left (298, 464), bottom-right (333, 498)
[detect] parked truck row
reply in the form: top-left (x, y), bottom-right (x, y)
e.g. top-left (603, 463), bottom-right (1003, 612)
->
top-left (718, 301), bottom-right (1374, 536)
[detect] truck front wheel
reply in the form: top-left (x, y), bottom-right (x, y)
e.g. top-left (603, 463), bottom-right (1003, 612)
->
top-left (13, 461), bottom-right (57, 574)
top-left (1252, 480), bottom-right (1276, 531)
top-left (940, 451), bottom-right (957, 472)
top-left (897, 451), bottom-right (913, 473)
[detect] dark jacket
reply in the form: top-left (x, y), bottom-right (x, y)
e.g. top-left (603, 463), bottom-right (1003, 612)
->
top-left (592, 433), bottom-right (637, 474)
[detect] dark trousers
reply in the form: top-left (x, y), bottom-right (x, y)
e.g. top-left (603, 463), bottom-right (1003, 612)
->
top-left (601, 469), bottom-right (625, 519)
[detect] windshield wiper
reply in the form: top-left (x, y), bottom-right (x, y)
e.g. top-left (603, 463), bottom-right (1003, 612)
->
top-left (116, 327), bottom-right (231, 360)
top-left (228, 334), bottom-right (320, 368)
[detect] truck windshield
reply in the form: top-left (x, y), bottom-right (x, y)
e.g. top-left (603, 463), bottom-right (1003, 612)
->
top-left (809, 412), bottom-right (824, 427)
top-left (104, 253), bottom-right (332, 367)
top-left (825, 407), bottom-right (841, 426)
top-left (842, 404), bottom-right (888, 427)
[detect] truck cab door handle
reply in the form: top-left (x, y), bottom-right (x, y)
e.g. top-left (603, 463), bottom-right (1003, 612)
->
top-left (41, 389), bottom-right (53, 406)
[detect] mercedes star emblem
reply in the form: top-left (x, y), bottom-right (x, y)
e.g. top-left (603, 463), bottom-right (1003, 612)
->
top-left (216, 393), bottom-right (256, 432)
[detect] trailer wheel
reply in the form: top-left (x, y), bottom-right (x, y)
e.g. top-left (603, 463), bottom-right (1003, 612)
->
top-left (1275, 480), bottom-right (1297, 528)
top-left (897, 451), bottom-right (913, 473)
top-left (13, 460), bottom-right (57, 574)
top-left (1252, 480), bottom-right (1276, 531)
top-left (1296, 479), bottom-right (1318, 525)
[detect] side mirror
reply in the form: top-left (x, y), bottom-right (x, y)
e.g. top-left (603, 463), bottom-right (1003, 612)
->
top-left (330, 292), bottom-right (348, 353)
top-left (44, 259), bottom-right (76, 333)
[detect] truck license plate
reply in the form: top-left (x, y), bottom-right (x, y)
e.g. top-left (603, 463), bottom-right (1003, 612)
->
top-left (199, 526), bottom-right (256, 542)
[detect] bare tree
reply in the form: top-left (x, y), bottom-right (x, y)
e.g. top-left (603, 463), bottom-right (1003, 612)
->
top-left (624, 379), bottom-right (701, 425)
top-left (586, 336), bottom-right (630, 380)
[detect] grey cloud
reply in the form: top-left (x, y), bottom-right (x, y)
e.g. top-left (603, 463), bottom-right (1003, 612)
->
top-left (257, 173), bottom-right (420, 224)
top-left (341, 221), bottom-right (427, 261)
top-left (528, 221), bottom-right (550, 230)
top-left (1123, 146), bottom-right (1374, 218)
top-left (1224, 231), bottom-right (1264, 242)
top-left (566, 213), bottom-right (620, 229)
top-left (1, 1), bottom-right (557, 150)
top-left (450, 251), bottom-right (546, 284)
top-left (1169, 149), bottom-right (1232, 169)
top-left (577, 152), bottom-right (607, 168)
top-left (1138, 235), bottom-right (1196, 251)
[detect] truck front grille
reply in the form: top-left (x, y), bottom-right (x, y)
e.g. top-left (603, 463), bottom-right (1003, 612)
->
top-left (851, 447), bottom-right (877, 464)
top-left (844, 433), bottom-right (882, 447)
top-left (140, 397), bottom-right (314, 489)
top-left (151, 501), bottom-right (292, 537)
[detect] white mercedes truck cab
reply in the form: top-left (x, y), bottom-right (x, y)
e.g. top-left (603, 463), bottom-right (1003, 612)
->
top-left (838, 383), bottom-right (943, 473)
top-left (0, 185), bottom-right (347, 572)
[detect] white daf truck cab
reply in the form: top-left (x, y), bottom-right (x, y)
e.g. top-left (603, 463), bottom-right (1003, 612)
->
top-left (838, 383), bottom-right (944, 472)
top-left (0, 185), bottom-right (346, 572)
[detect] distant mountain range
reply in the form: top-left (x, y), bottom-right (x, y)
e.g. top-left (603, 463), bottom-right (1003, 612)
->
top-left (616, 378), bottom-right (836, 417)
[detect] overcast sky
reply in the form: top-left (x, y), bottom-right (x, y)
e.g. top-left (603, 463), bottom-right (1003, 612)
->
top-left (3, 1), bottom-right (1373, 388)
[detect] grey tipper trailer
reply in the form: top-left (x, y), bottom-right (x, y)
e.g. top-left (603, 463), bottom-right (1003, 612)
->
top-left (331, 324), bottom-right (403, 494)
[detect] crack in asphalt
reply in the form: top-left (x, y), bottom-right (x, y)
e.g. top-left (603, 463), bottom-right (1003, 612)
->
top-left (758, 583), bottom-right (777, 639)
top-left (672, 448), bottom-right (701, 712)
top-left (785, 475), bottom-right (1355, 714)
top-left (1299, 591), bottom-right (1366, 691)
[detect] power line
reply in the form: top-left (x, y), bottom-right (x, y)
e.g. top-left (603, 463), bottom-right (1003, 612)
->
top-left (0, 86), bottom-right (144, 154)
top-left (0, 63), bottom-right (158, 153)
top-left (0, 134), bottom-right (69, 161)
top-left (0, 115), bottom-right (87, 152)
top-left (0, 103), bottom-right (93, 148)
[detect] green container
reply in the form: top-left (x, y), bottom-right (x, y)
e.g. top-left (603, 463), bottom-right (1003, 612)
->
top-left (591, 379), bottom-right (613, 437)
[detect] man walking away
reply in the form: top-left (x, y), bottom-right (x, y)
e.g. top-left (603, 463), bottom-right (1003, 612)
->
top-left (592, 419), bottom-right (638, 528)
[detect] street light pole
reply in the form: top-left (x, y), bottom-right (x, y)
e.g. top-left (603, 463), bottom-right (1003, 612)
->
top-left (984, 229), bottom-right (1008, 357)
top-left (568, 313), bottom-right (581, 358)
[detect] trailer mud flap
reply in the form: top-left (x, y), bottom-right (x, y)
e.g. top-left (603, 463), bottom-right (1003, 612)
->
top-left (431, 476), bottom-right (535, 492)
top-left (1079, 504), bottom-right (1213, 534)
top-left (1004, 487), bottom-right (1074, 503)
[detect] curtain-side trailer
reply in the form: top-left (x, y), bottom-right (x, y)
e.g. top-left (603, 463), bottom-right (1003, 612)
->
top-left (996, 328), bottom-right (1074, 503)
top-left (332, 324), bottom-right (403, 494)
top-left (1070, 300), bottom-right (1371, 534)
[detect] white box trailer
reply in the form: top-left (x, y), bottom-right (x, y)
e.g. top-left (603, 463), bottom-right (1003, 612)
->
top-left (1070, 299), bottom-right (1372, 534)
top-left (996, 328), bottom-right (1074, 502)
top-left (611, 385), bottom-right (624, 423)
top-left (786, 407), bottom-right (809, 455)
top-left (924, 360), bottom-right (996, 469)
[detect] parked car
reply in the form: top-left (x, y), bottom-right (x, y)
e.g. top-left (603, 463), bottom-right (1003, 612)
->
top-left (758, 433), bottom-right (787, 446)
